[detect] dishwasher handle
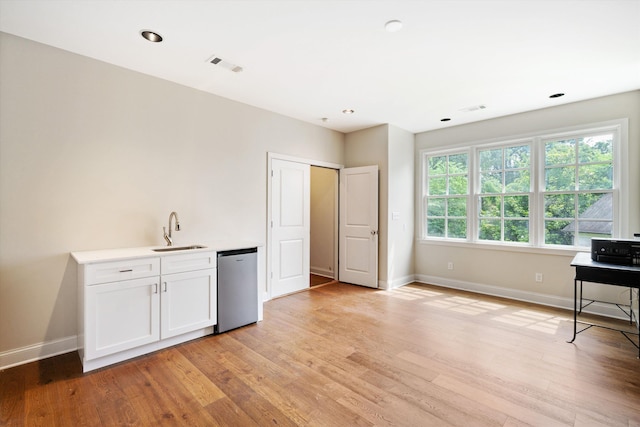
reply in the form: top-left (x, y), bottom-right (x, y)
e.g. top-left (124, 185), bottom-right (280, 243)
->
top-left (217, 247), bottom-right (257, 258)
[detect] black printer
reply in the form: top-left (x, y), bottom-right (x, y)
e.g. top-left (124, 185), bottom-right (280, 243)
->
top-left (591, 237), bottom-right (640, 266)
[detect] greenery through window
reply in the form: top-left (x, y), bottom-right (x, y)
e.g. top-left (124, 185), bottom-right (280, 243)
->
top-left (421, 121), bottom-right (623, 249)
top-left (543, 134), bottom-right (613, 246)
top-left (478, 144), bottom-right (531, 243)
top-left (425, 152), bottom-right (468, 239)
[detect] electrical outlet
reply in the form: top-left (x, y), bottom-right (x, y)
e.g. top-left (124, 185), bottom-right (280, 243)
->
top-left (448, 262), bottom-right (454, 270)
top-left (535, 273), bottom-right (543, 282)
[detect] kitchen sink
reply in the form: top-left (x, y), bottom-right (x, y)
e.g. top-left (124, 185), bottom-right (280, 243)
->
top-left (152, 245), bottom-right (207, 252)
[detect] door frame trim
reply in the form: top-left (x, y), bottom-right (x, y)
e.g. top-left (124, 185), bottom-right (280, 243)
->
top-left (266, 152), bottom-right (343, 302)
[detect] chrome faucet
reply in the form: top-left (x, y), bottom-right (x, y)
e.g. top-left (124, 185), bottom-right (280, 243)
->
top-left (163, 211), bottom-right (180, 246)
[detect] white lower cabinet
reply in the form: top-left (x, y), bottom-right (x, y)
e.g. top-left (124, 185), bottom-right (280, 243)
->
top-left (86, 277), bottom-right (160, 360)
top-left (77, 251), bottom-right (217, 372)
top-left (160, 269), bottom-right (217, 339)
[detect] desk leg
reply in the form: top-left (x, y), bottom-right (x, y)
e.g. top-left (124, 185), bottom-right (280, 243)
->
top-left (630, 288), bottom-right (633, 325)
top-left (568, 277), bottom-right (578, 344)
top-left (578, 280), bottom-right (583, 314)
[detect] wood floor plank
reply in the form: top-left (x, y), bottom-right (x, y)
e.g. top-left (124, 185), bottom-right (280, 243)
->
top-left (0, 363), bottom-right (25, 426)
top-left (431, 373), bottom-right (573, 427)
top-left (161, 345), bottom-right (227, 407)
top-left (350, 351), bottom-right (509, 427)
top-left (2, 281), bottom-right (639, 426)
top-left (213, 334), bottom-right (373, 426)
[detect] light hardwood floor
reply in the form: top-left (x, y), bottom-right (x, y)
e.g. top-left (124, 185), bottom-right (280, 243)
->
top-left (1, 282), bottom-right (639, 426)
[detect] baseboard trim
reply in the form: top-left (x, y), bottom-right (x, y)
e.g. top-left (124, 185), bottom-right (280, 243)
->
top-left (310, 267), bottom-right (334, 279)
top-left (379, 274), bottom-right (416, 290)
top-left (0, 335), bottom-right (77, 371)
top-left (414, 274), bottom-right (632, 321)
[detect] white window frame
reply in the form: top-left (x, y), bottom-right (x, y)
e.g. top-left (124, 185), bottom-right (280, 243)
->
top-left (418, 119), bottom-right (629, 253)
top-left (474, 138), bottom-right (534, 245)
top-left (422, 148), bottom-right (471, 240)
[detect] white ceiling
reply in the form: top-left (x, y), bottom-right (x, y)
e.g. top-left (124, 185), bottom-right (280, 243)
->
top-left (1, 0), bottom-right (639, 134)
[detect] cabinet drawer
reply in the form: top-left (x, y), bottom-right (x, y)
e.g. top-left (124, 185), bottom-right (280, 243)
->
top-left (161, 251), bottom-right (216, 275)
top-left (85, 257), bottom-right (160, 285)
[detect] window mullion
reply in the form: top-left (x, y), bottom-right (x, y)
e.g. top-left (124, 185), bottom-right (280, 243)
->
top-left (469, 147), bottom-right (478, 242)
top-left (533, 137), bottom-right (543, 247)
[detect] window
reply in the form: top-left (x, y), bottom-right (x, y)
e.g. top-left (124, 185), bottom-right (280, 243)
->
top-left (543, 133), bottom-right (614, 247)
top-left (478, 144), bottom-right (531, 243)
top-left (424, 152), bottom-right (468, 239)
top-left (420, 120), bottom-right (626, 249)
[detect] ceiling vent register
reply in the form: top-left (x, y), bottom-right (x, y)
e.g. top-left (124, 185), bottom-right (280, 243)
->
top-left (207, 55), bottom-right (243, 73)
top-left (459, 104), bottom-right (487, 112)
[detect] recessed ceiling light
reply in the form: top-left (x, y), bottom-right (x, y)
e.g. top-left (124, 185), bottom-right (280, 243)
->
top-left (440, 118), bottom-right (451, 122)
top-left (141, 30), bottom-right (163, 43)
top-left (385, 20), bottom-right (403, 32)
top-left (342, 109), bottom-right (355, 114)
top-left (549, 93), bottom-right (565, 98)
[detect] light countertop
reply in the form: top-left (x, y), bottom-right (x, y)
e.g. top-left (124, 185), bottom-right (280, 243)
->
top-left (71, 241), bottom-right (262, 264)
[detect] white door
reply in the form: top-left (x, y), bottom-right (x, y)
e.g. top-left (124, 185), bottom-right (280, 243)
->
top-left (339, 166), bottom-right (379, 288)
top-left (271, 159), bottom-right (310, 298)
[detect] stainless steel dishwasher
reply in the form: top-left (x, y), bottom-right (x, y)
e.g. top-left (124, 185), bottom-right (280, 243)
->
top-left (215, 247), bottom-right (258, 334)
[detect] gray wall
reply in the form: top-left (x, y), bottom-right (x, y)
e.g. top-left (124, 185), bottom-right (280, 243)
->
top-left (387, 125), bottom-right (415, 287)
top-left (414, 91), bottom-right (640, 310)
top-left (345, 124), bottom-right (415, 288)
top-left (345, 125), bottom-right (390, 285)
top-left (0, 32), bottom-right (344, 365)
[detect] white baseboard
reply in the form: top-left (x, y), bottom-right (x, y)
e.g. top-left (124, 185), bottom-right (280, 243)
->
top-left (310, 267), bottom-right (334, 278)
top-left (414, 274), bottom-right (633, 321)
top-left (379, 274), bottom-right (416, 290)
top-left (0, 335), bottom-right (77, 371)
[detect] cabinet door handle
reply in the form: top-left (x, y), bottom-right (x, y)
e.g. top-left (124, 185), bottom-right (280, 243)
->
top-left (163, 282), bottom-right (168, 292)
top-left (153, 283), bottom-right (158, 294)
top-left (120, 269), bottom-right (133, 273)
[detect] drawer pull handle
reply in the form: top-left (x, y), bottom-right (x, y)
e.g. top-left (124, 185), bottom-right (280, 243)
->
top-left (153, 283), bottom-right (158, 294)
top-left (120, 269), bottom-right (133, 273)
top-left (164, 282), bottom-right (168, 292)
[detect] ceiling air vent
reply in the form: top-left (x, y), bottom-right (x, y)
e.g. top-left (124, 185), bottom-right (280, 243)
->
top-left (207, 55), bottom-right (243, 73)
top-left (459, 104), bottom-right (487, 112)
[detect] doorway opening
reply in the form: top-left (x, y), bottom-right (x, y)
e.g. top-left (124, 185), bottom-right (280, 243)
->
top-left (267, 153), bottom-right (379, 301)
top-left (310, 165), bottom-right (339, 287)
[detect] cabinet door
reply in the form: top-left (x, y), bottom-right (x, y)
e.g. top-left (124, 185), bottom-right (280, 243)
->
top-left (161, 268), bottom-right (217, 339)
top-left (86, 277), bottom-right (160, 359)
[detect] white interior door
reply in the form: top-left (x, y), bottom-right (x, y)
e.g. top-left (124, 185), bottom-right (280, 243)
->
top-left (339, 165), bottom-right (379, 288)
top-left (271, 159), bottom-right (310, 298)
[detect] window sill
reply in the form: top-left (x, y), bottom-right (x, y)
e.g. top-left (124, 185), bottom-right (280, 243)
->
top-left (416, 238), bottom-right (585, 257)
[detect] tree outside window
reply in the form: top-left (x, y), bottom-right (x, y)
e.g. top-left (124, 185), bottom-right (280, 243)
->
top-left (421, 121), bottom-right (623, 249)
top-left (543, 134), bottom-right (613, 246)
top-left (425, 153), bottom-right (468, 239)
top-left (478, 144), bottom-right (531, 243)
